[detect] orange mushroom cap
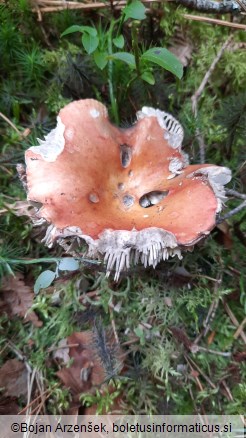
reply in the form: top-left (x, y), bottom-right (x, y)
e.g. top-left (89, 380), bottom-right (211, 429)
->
top-left (23, 99), bottom-right (231, 279)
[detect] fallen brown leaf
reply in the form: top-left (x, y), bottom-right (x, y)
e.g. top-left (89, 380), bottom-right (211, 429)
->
top-left (52, 339), bottom-right (70, 364)
top-left (0, 396), bottom-right (19, 414)
top-left (0, 359), bottom-right (28, 398)
top-left (56, 332), bottom-right (105, 402)
top-left (0, 273), bottom-right (42, 327)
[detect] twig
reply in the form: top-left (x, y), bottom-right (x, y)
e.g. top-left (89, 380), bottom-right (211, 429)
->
top-left (191, 34), bottom-right (233, 163)
top-left (225, 189), bottom-right (246, 200)
top-left (34, 0), bottom-right (246, 13)
top-left (227, 265), bottom-right (241, 276)
top-left (233, 317), bottom-right (246, 340)
top-left (221, 380), bottom-right (234, 401)
top-left (216, 189), bottom-right (246, 224)
top-left (32, 0), bottom-right (159, 12)
top-left (194, 374), bottom-right (204, 391)
top-left (33, 2), bottom-right (43, 21)
top-left (223, 300), bottom-right (246, 344)
top-left (18, 387), bottom-right (56, 414)
top-left (184, 354), bottom-right (216, 389)
top-left (194, 275), bottom-right (222, 344)
top-left (183, 14), bottom-right (246, 30)
top-left (0, 112), bottom-right (21, 135)
top-left (34, 372), bottom-right (47, 415)
top-left (216, 200), bottom-right (246, 224)
top-left (178, 0), bottom-right (245, 13)
top-left (189, 386), bottom-right (199, 413)
top-left (47, 343), bottom-right (79, 353)
top-left (196, 346), bottom-right (232, 357)
top-left (194, 299), bottom-right (219, 344)
top-left (122, 337), bottom-right (139, 346)
top-left (26, 368), bottom-right (37, 415)
top-left (235, 0), bottom-right (246, 12)
top-left (8, 341), bottom-right (32, 374)
top-left (191, 274), bottom-right (220, 282)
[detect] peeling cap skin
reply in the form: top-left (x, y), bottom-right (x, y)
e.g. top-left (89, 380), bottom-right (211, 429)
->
top-left (23, 99), bottom-right (231, 280)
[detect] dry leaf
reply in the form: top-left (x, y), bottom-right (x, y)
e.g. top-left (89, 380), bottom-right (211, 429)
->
top-left (53, 339), bottom-right (70, 364)
top-left (57, 331), bottom-right (105, 401)
top-left (0, 359), bottom-right (27, 398)
top-left (0, 396), bottom-right (19, 414)
top-left (0, 273), bottom-right (42, 327)
top-left (57, 329), bottom-right (124, 414)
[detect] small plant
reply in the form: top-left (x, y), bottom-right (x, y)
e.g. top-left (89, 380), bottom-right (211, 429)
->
top-left (61, 0), bottom-right (183, 123)
top-left (80, 379), bottom-right (124, 414)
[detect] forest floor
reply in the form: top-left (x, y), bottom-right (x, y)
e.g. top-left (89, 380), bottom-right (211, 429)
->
top-left (0, 0), bottom-right (246, 417)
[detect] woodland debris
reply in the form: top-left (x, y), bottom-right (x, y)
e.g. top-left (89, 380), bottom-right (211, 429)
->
top-left (223, 300), bottom-right (246, 344)
top-left (183, 14), bottom-right (246, 30)
top-left (56, 331), bottom-right (114, 400)
top-left (0, 396), bottom-right (19, 415)
top-left (0, 273), bottom-right (42, 327)
top-left (0, 359), bottom-right (28, 398)
top-left (56, 326), bottom-right (124, 415)
top-left (31, 0), bottom-right (246, 14)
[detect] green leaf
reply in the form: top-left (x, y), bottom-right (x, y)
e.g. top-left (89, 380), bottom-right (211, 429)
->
top-left (93, 51), bottom-right (108, 70)
top-left (82, 33), bottom-right (99, 54)
top-left (61, 25), bottom-right (97, 38)
top-left (61, 25), bottom-right (84, 37)
top-left (141, 71), bottom-right (155, 84)
top-left (80, 26), bottom-right (97, 36)
top-left (123, 0), bottom-right (146, 21)
top-left (113, 34), bottom-right (125, 49)
top-left (34, 270), bottom-right (56, 294)
top-left (134, 327), bottom-right (145, 345)
top-left (109, 52), bottom-right (136, 68)
top-left (58, 257), bottom-right (79, 271)
top-left (141, 47), bottom-right (183, 79)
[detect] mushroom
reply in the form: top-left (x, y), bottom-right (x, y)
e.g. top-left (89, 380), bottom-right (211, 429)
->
top-left (21, 99), bottom-right (231, 280)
